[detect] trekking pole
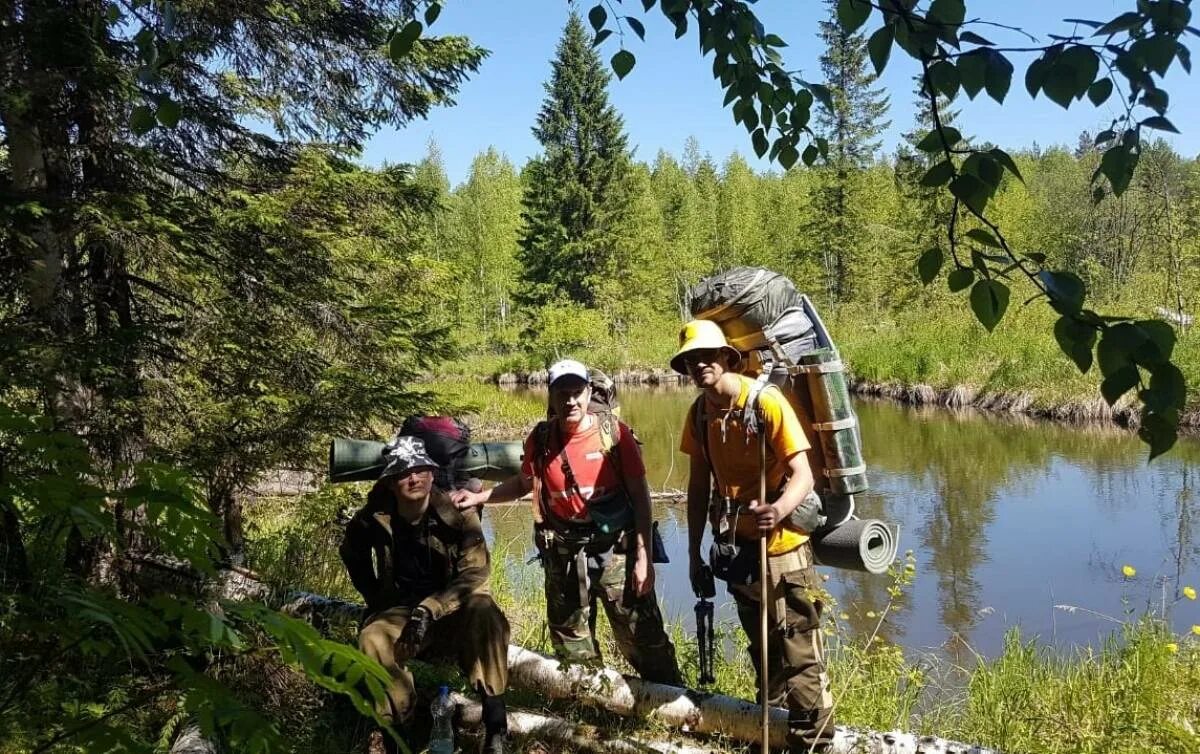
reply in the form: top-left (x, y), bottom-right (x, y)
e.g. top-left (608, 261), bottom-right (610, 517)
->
top-left (758, 428), bottom-right (770, 750)
top-left (694, 565), bottom-right (716, 686)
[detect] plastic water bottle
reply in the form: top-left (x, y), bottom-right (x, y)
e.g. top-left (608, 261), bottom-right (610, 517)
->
top-left (428, 685), bottom-right (455, 754)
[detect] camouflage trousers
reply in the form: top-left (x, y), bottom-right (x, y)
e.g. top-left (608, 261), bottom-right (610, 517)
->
top-left (541, 532), bottom-right (682, 685)
top-left (729, 541), bottom-right (835, 753)
top-left (357, 594), bottom-right (510, 724)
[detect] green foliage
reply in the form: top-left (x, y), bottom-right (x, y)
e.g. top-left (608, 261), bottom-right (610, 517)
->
top-left (584, 1), bottom-right (1197, 455)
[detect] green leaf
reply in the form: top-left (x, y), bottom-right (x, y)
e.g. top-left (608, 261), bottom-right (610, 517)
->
top-left (868, 25), bottom-right (894, 76)
top-left (916, 127), bottom-right (961, 152)
top-left (969, 279), bottom-right (1010, 332)
top-left (966, 228), bottom-right (1001, 247)
top-left (626, 16), bottom-right (646, 41)
top-left (1025, 54), bottom-right (1050, 98)
top-left (1132, 35), bottom-right (1178, 76)
top-left (1139, 411), bottom-right (1178, 461)
top-left (918, 248), bottom-right (944, 285)
top-left (588, 5), bottom-right (608, 32)
top-left (1134, 319), bottom-right (1177, 364)
top-left (1096, 11), bottom-right (1145, 37)
top-left (1100, 144), bottom-right (1137, 196)
top-left (1087, 78), bottom-right (1114, 105)
top-left (1060, 45), bottom-right (1100, 91)
top-left (1100, 366), bottom-right (1139, 405)
top-left (802, 143), bottom-right (819, 166)
top-left (1054, 315), bottom-right (1097, 373)
top-left (424, 3), bottom-right (441, 25)
top-left (779, 144), bottom-right (800, 170)
top-left (762, 34), bottom-right (788, 48)
top-left (948, 267), bottom-right (975, 292)
top-left (837, 0), bottom-right (872, 33)
top-left (389, 20), bottom-right (423, 59)
top-left (807, 82), bottom-right (834, 110)
top-left (957, 50), bottom-right (988, 98)
top-left (1038, 270), bottom-right (1086, 314)
top-left (928, 0), bottom-right (966, 27)
top-left (1141, 116), bottom-right (1180, 133)
top-left (960, 30), bottom-right (994, 46)
top-left (1042, 64), bottom-right (1080, 108)
top-left (929, 61), bottom-right (960, 100)
top-left (983, 51), bottom-right (1014, 103)
top-left (988, 148), bottom-right (1024, 183)
top-left (594, 29), bottom-right (613, 46)
top-left (752, 129), bottom-right (769, 158)
top-left (1097, 331), bottom-right (1134, 377)
top-left (611, 49), bottom-right (636, 80)
top-left (1148, 362), bottom-right (1187, 411)
top-left (155, 98), bottom-right (181, 128)
top-left (920, 160), bottom-right (955, 187)
top-left (129, 105), bottom-right (156, 135)
top-left (962, 153), bottom-right (1002, 190)
top-left (950, 173), bottom-right (990, 214)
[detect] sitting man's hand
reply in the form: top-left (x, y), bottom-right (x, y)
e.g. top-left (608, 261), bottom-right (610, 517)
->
top-left (450, 488), bottom-right (486, 511)
top-left (396, 605), bottom-right (432, 658)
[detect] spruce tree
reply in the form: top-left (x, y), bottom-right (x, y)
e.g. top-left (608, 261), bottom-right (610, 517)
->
top-left (518, 11), bottom-right (636, 310)
top-left (809, 0), bottom-right (890, 304)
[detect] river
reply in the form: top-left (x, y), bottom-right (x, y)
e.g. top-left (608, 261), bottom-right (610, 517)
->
top-left (479, 385), bottom-right (1200, 659)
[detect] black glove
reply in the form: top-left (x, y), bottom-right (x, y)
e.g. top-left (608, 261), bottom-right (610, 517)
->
top-left (397, 605), bottom-right (432, 657)
top-left (690, 561), bottom-right (715, 599)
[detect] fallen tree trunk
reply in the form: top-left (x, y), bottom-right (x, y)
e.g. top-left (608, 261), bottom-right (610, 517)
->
top-left (453, 692), bottom-right (710, 754)
top-left (505, 645), bottom-right (995, 753)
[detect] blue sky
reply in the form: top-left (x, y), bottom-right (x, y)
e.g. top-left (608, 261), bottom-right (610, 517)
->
top-left (362, 1), bottom-right (1199, 187)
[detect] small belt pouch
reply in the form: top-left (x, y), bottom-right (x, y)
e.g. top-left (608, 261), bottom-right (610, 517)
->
top-left (587, 492), bottom-right (634, 535)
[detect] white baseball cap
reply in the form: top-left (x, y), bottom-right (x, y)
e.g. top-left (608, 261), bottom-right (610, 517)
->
top-left (547, 358), bottom-right (589, 386)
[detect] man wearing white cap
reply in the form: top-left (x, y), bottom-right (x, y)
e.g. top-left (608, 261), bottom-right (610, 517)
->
top-left (451, 359), bottom-right (681, 684)
top-left (341, 435), bottom-right (510, 754)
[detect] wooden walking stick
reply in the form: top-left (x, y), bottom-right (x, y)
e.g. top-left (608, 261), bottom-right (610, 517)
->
top-left (758, 426), bottom-right (770, 750)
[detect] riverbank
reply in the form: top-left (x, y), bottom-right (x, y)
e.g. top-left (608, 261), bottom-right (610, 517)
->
top-left (442, 301), bottom-right (1200, 434)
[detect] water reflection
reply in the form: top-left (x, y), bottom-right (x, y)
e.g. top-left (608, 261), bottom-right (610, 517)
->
top-left (483, 386), bottom-right (1200, 657)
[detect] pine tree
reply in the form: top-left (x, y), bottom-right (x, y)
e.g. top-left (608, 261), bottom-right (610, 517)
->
top-left (518, 11), bottom-right (636, 310)
top-left (809, 0), bottom-right (891, 305)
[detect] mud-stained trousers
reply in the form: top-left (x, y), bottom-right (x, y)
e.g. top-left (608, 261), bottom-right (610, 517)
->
top-left (357, 593), bottom-right (510, 724)
top-left (730, 541), bottom-right (835, 753)
top-left (541, 536), bottom-right (682, 685)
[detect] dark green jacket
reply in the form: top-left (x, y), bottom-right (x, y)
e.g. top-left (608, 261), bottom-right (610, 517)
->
top-left (339, 486), bottom-right (490, 620)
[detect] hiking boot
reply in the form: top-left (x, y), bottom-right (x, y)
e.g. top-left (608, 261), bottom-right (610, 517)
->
top-left (480, 730), bottom-right (506, 754)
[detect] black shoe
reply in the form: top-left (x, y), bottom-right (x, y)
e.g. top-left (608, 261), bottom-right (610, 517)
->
top-left (480, 731), bottom-right (505, 754)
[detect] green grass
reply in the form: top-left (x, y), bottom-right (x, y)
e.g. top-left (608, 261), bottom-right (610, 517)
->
top-left (242, 492), bottom-right (1200, 753)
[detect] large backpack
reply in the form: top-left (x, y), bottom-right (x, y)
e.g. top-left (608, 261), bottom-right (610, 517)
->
top-left (399, 415), bottom-right (472, 491)
top-left (688, 268), bottom-right (867, 504)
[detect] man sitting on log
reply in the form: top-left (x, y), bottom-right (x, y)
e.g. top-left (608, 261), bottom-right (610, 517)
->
top-left (340, 435), bottom-right (510, 754)
top-left (671, 320), bottom-right (835, 754)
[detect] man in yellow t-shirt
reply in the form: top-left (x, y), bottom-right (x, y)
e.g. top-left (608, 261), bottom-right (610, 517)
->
top-left (672, 319), bottom-right (834, 754)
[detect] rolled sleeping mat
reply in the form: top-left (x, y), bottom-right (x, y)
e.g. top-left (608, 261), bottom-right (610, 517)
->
top-left (328, 438), bottom-right (524, 483)
top-left (458, 441), bottom-right (525, 482)
top-left (810, 518), bottom-right (899, 575)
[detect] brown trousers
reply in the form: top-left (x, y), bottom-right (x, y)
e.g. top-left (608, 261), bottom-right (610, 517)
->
top-left (357, 594), bottom-right (510, 724)
top-left (730, 541), bottom-right (835, 753)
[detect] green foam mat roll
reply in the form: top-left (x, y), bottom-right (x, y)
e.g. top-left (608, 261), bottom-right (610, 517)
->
top-left (811, 518), bottom-right (898, 575)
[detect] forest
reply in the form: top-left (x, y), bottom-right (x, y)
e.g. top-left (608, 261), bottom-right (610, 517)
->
top-left (2, 1), bottom-right (1198, 752)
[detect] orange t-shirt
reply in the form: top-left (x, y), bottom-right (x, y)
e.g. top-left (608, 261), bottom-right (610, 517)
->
top-left (680, 375), bottom-right (811, 554)
top-left (521, 416), bottom-right (645, 522)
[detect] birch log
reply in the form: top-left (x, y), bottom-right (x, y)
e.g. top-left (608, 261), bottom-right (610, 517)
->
top-left (452, 692), bottom-right (710, 754)
top-left (506, 646), bottom-right (997, 754)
